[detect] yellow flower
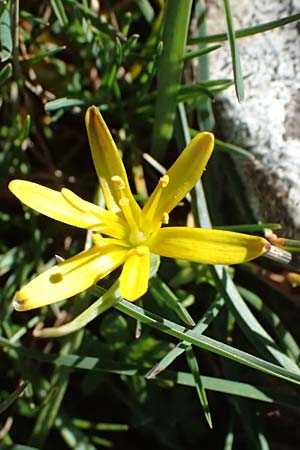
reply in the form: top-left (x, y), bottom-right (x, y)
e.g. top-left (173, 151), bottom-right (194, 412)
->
top-left (9, 106), bottom-right (268, 311)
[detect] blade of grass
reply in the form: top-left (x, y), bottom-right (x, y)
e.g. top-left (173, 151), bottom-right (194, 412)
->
top-left (115, 299), bottom-right (300, 385)
top-left (182, 44), bottom-right (222, 61)
top-left (146, 296), bottom-right (224, 378)
top-left (0, 336), bottom-right (300, 409)
top-left (45, 97), bottom-right (84, 111)
top-left (50, 0), bottom-right (68, 26)
top-left (150, 276), bottom-right (195, 326)
top-left (194, 1), bottom-right (215, 130)
top-left (189, 13), bottom-right (300, 44)
top-left (0, 0), bottom-right (12, 62)
top-left (0, 62), bottom-right (12, 85)
top-left (0, 381), bottom-right (27, 414)
top-left (186, 346), bottom-right (212, 428)
top-left (238, 286), bottom-right (300, 362)
top-left (223, 0), bottom-right (244, 101)
top-left (213, 223), bottom-right (281, 232)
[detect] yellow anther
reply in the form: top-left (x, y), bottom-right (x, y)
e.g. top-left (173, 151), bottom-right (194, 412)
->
top-left (111, 175), bottom-right (126, 190)
top-left (159, 174), bottom-right (169, 188)
top-left (161, 212), bottom-right (169, 224)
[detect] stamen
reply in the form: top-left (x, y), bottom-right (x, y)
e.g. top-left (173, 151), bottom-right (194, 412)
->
top-left (160, 174), bottom-right (169, 188)
top-left (141, 174), bottom-right (169, 232)
top-left (111, 175), bottom-right (126, 190)
top-left (161, 212), bottom-right (169, 224)
top-left (119, 196), bottom-right (139, 233)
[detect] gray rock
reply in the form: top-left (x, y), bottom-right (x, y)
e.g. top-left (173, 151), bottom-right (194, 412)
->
top-left (206, 0), bottom-right (300, 236)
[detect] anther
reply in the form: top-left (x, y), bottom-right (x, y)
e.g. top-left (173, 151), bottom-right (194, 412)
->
top-left (161, 212), bottom-right (169, 224)
top-left (111, 176), bottom-right (126, 190)
top-left (160, 174), bottom-right (169, 188)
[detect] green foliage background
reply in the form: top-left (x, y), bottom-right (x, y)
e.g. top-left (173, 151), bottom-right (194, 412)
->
top-left (1, 1), bottom-right (300, 449)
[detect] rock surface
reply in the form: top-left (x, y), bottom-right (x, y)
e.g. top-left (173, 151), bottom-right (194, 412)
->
top-left (206, 0), bottom-right (300, 236)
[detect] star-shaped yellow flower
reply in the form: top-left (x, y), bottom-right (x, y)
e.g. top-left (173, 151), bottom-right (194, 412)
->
top-left (9, 106), bottom-right (268, 311)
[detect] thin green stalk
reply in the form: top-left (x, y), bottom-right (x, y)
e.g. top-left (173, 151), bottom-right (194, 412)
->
top-left (152, 0), bottom-right (192, 160)
top-left (189, 13), bottom-right (300, 44)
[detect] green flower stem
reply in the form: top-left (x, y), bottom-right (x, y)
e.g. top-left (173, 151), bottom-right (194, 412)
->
top-left (152, 0), bottom-right (193, 160)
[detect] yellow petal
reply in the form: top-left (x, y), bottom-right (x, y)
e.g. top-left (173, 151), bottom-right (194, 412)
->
top-left (120, 246), bottom-right (150, 301)
top-left (9, 180), bottom-right (127, 239)
top-left (149, 227), bottom-right (268, 265)
top-left (14, 244), bottom-right (128, 311)
top-left (85, 106), bottom-right (140, 216)
top-left (142, 132), bottom-right (214, 229)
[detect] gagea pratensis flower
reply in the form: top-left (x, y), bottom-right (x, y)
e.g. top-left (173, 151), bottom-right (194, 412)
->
top-left (9, 106), bottom-right (269, 311)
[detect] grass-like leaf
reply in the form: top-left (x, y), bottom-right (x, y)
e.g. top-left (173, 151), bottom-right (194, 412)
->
top-left (223, 0), bottom-right (244, 101)
top-left (189, 13), bottom-right (300, 44)
top-left (0, 0), bottom-right (12, 62)
top-left (0, 336), bottom-right (299, 410)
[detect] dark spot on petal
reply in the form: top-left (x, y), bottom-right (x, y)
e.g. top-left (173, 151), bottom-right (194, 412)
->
top-left (50, 273), bottom-right (63, 283)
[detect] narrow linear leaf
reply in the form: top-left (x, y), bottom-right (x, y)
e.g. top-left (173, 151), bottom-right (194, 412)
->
top-left (0, 382), bottom-right (27, 414)
top-left (238, 286), bottom-right (300, 362)
top-left (223, 0), bottom-right (244, 101)
top-left (150, 276), bottom-right (195, 326)
top-left (34, 282), bottom-right (120, 338)
top-left (45, 97), bottom-right (84, 111)
top-left (189, 13), bottom-right (300, 44)
top-left (0, 337), bottom-right (299, 409)
top-left (213, 223), bottom-right (281, 232)
top-left (0, 62), bottom-right (12, 85)
top-left (146, 296), bottom-right (224, 378)
top-left (186, 346), bottom-right (212, 428)
top-left (50, 0), bottom-right (68, 26)
top-left (21, 46), bottom-right (66, 65)
top-left (182, 44), bottom-right (222, 60)
top-left (0, 1), bottom-right (12, 62)
top-left (115, 300), bottom-right (300, 386)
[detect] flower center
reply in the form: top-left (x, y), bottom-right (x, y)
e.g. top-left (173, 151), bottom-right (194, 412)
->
top-left (111, 175), bottom-right (147, 247)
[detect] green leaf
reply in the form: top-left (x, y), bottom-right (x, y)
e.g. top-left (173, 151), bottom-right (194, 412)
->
top-left (50, 0), bottom-right (68, 26)
top-left (115, 300), bottom-right (300, 386)
top-left (238, 286), bottom-right (300, 362)
top-left (0, 1), bottom-right (12, 62)
top-left (213, 223), bottom-right (281, 232)
top-left (150, 276), bottom-right (195, 326)
top-left (0, 382), bottom-right (27, 414)
top-left (45, 97), bottom-right (84, 111)
top-left (0, 62), bottom-right (12, 85)
top-left (0, 336), bottom-right (299, 409)
top-left (21, 46), bottom-right (66, 65)
top-left (223, 0), bottom-right (244, 101)
top-left (186, 346), bottom-right (212, 428)
top-left (182, 44), bottom-right (222, 61)
top-left (189, 13), bottom-right (300, 44)
top-left (146, 296), bottom-right (224, 378)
